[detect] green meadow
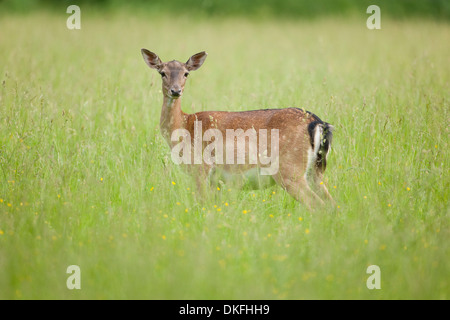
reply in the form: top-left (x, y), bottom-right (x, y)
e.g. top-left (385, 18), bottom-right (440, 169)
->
top-left (0, 8), bottom-right (449, 299)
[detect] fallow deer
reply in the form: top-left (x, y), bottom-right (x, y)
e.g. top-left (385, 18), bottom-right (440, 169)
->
top-left (141, 49), bottom-right (334, 207)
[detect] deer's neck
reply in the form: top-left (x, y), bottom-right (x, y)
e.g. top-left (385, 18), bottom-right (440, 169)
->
top-left (160, 96), bottom-right (186, 145)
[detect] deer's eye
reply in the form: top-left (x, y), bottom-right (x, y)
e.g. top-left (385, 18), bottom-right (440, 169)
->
top-left (160, 72), bottom-right (166, 78)
top-left (184, 72), bottom-right (189, 78)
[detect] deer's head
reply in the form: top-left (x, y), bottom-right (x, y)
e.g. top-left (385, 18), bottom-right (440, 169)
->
top-left (141, 49), bottom-right (207, 99)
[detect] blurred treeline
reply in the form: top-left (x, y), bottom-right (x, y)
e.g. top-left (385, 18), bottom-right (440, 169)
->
top-left (1, 0), bottom-right (450, 20)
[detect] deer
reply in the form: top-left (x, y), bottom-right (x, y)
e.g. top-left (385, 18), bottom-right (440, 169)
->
top-left (141, 49), bottom-right (335, 207)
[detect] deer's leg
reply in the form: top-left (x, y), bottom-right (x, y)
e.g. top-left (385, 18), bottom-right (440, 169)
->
top-left (313, 170), bottom-right (336, 205)
top-left (190, 164), bottom-right (213, 200)
top-left (275, 174), bottom-right (324, 208)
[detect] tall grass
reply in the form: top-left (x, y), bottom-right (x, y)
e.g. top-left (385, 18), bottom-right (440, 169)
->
top-left (0, 11), bottom-right (449, 299)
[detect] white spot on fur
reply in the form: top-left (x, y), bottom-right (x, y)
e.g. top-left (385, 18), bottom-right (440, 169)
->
top-left (313, 125), bottom-right (322, 156)
top-left (304, 125), bottom-right (322, 182)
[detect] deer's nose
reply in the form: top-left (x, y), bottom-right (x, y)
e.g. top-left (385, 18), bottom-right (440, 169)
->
top-left (170, 88), bottom-right (182, 97)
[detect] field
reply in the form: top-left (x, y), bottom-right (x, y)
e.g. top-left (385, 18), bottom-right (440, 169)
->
top-left (0, 8), bottom-right (449, 299)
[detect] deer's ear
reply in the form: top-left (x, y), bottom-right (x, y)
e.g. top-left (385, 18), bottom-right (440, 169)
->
top-left (141, 49), bottom-right (163, 70)
top-left (186, 51), bottom-right (207, 71)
